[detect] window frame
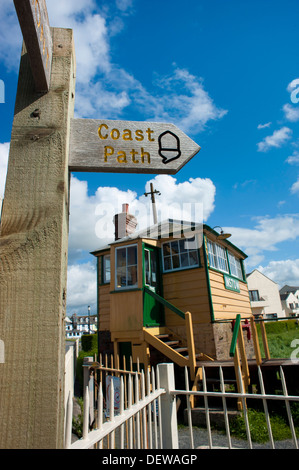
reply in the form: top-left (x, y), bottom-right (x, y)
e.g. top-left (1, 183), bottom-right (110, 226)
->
top-left (115, 244), bottom-right (138, 290)
top-left (227, 251), bottom-right (243, 280)
top-left (161, 237), bottom-right (200, 273)
top-left (249, 290), bottom-right (260, 302)
top-left (207, 239), bottom-right (229, 274)
top-left (206, 238), bottom-right (245, 282)
top-left (102, 254), bottom-right (111, 285)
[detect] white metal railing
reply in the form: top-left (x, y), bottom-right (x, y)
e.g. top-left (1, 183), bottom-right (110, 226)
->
top-left (65, 366), bottom-right (166, 449)
top-left (65, 361), bottom-right (299, 450)
top-left (174, 364), bottom-right (299, 450)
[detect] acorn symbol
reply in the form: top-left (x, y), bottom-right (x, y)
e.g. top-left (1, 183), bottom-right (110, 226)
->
top-left (158, 131), bottom-right (181, 164)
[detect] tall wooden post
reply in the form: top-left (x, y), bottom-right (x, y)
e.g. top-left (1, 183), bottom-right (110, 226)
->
top-left (0, 28), bottom-right (76, 449)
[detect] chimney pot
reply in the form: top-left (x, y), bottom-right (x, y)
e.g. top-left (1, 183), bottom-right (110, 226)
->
top-left (113, 203), bottom-right (137, 240)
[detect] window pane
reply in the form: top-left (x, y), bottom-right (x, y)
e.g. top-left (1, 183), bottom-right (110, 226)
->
top-left (127, 265), bottom-right (137, 286)
top-left (144, 250), bottom-right (150, 285)
top-left (228, 252), bottom-right (243, 279)
top-left (171, 241), bottom-right (179, 255)
top-left (207, 240), bottom-right (217, 268)
top-left (189, 250), bottom-right (199, 266)
top-left (172, 254), bottom-right (180, 269)
top-left (179, 239), bottom-right (187, 253)
top-left (184, 236), bottom-right (196, 250)
top-left (249, 290), bottom-right (260, 302)
top-left (180, 252), bottom-right (189, 267)
top-left (127, 246), bottom-right (137, 266)
top-left (116, 267), bottom-right (127, 288)
top-left (215, 244), bottom-right (229, 273)
top-left (103, 255), bottom-right (111, 283)
top-left (117, 248), bottom-right (126, 267)
top-left (116, 245), bottom-right (138, 289)
top-left (150, 253), bottom-right (157, 287)
top-left (163, 242), bottom-right (171, 257)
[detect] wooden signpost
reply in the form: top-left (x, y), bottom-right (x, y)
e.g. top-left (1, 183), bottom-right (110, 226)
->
top-left (0, 0), bottom-right (201, 450)
top-left (70, 119), bottom-right (200, 174)
top-left (0, 3), bottom-right (75, 449)
top-left (13, 0), bottom-right (53, 92)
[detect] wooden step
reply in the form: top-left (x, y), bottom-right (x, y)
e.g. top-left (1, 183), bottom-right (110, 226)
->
top-left (164, 340), bottom-right (180, 347)
top-left (173, 347), bottom-right (188, 354)
top-left (156, 334), bottom-right (170, 340)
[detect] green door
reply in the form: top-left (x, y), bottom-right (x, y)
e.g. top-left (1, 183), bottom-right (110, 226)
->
top-left (143, 245), bottom-right (165, 327)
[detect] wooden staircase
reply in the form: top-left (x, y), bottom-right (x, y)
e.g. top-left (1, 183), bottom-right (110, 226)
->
top-left (144, 326), bottom-right (213, 381)
top-left (142, 287), bottom-right (214, 391)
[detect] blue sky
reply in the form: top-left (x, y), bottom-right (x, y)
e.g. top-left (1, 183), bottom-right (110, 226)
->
top-left (0, 0), bottom-right (299, 314)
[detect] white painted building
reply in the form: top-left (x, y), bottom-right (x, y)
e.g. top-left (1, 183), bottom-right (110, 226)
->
top-left (280, 285), bottom-right (299, 317)
top-left (65, 314), bottom-right (97, 339)
top-left (246, 269), bottom-right (285, 319)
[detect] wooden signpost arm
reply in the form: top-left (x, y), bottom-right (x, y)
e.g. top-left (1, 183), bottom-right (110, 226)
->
top-left (0, 28), bottom-right (76, 449)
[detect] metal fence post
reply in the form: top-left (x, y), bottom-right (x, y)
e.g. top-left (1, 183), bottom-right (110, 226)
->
top-left (157, 363), bottom-right (179, 449)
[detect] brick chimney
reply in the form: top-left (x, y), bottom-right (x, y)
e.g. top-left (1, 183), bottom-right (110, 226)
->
top-left (113, 204), bottom-right (137, 241)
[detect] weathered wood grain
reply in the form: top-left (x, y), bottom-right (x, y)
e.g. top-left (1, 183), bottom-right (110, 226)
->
top-left (69, 118), bottom-right (201, 174)
top-left (14, 0), bottom-right (53, 92)
top-left (0, 28), bottom-right (76, 449)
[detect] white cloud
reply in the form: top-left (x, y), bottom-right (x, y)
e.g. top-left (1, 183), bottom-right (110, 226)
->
top-left (148, 67), bottom-right (228, 134)
top-left (224, 215), bottom-right (299, 267)
top-left (257, 122), bottom-right (272, 129)
top-left (283, 103), bottom-right (299, 122)
top-left (47, 0), bottom-right (111, 83)
top-left (286, 151), bottom-right (299, 165)
top-left (116, 0), bottom-right (134, 11)
top-left (257, 127), bottom-right (292, 152)
top-left (257, 259), bottom-right (299, 289)
top-left (46, 4), bottom-right (227, 132)
top-left (67, 261), bottom-right (97, 314)
top-left (290, 177), bottom-right (299, 195)
top-left (69, 174), bottom-right (216, 262)
top-left (0, 142), bottom-right (9, 199)
top-left (144, 175), bottom-right (216, 222)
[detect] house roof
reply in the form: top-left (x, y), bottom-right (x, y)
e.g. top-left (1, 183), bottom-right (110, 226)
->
top-left (280, 285), bottom-right (299, 295)
top-left (280, 292), bottom-right (296, 301)
top-left (91, 219), bottom-right (248, 259)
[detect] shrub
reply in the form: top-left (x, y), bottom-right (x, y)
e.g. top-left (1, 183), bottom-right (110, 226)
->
top-left (81, 334), bottom-right (98, 352)
top-left (76, 334), bottom-right (98, 391)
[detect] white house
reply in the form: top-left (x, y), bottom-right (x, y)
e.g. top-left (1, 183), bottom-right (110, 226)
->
top-left (246, 270), bottom-right (285, 319)
top-left (280, 285), bottom-right (299, 300)
top-left (279, 285), bottom-right (299, 317)
top-left (65, 314), bottom-right (97, 339)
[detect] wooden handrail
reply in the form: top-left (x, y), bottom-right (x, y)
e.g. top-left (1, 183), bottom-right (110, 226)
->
top-left (229, 314), bottom-right (250, 410)
top-left (185, 312), bottom-right (196, 381)
top-left (143, 288), bottom-right (196, 381)
top-left (143, 287), bottom-right (185, 319)
top-left (250, 316), bottom-right (262, 365)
